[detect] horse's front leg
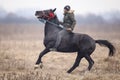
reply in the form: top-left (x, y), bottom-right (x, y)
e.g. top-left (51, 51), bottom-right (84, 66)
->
top-left (34, 48), bottom-right (50, 69)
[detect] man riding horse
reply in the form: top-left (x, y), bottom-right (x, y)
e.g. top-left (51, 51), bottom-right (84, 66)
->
top-left (35, 6), bottom-right (115, 73)
top-left (51, 5), bottom-right (76, 51)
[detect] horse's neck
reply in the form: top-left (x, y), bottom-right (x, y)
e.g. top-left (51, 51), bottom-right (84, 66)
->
top-left (44, 17), bottom-right (61, 36)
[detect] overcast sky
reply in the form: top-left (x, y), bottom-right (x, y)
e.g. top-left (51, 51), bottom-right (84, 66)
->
top-left (0, 0), bottom-right (120, 15)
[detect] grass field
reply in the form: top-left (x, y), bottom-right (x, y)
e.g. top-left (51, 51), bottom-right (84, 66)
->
top-left (0, 24), bottom-right (120, 80)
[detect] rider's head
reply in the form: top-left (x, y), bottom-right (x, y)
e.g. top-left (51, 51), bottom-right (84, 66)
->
top-left (64, 5), bottom-right (71, 13)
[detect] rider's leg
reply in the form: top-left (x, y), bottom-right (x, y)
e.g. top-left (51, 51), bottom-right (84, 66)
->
top-left (52, 30), bottom-right (66, 51)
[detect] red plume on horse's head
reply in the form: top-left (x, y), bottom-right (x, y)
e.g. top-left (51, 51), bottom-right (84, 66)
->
top-left (49, 12), bottom-right (55, 18)
top-left (48, 8), bottom-right (56, 19)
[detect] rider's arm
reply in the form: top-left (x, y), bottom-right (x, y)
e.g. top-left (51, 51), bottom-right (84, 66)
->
top-left (69, 13), bottom-right (76, 30)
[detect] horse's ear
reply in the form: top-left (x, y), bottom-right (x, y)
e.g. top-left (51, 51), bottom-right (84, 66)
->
top-left (52, 8), bottom-right (56, 12)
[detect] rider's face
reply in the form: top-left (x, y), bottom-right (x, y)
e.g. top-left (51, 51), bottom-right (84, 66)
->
top-left (64, 9), bottom-right (68, 13)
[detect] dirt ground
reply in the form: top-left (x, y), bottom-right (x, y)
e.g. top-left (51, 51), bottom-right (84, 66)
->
top-left (0, 24), bottom-right (120, 80)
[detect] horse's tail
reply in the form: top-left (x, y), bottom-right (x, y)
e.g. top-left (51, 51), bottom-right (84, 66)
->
top-left (95, 40), bottom-right (116, 56)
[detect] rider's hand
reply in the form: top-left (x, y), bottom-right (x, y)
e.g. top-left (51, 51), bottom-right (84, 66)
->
top-left (67, 28), bottom-right (72, 31)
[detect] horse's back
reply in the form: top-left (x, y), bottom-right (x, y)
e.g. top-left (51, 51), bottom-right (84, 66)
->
top-left (57, 33), bottom-right (96, 53)
top-left (78, 33), bottom-right (96, 53)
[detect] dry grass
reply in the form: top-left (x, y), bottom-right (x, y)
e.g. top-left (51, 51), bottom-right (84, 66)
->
top-left (0, 24), bottom-right (120, 80)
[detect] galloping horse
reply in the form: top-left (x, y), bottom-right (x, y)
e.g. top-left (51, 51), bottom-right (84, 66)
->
top-left (34, 8), bottom-right (115, 73)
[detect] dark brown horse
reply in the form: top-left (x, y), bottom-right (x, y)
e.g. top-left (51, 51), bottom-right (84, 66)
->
top-left (34, 8), bottom-right (115, 73)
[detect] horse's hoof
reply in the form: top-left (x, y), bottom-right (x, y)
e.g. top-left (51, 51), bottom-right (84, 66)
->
top-left (34, 65), bottom-right (39, 70)
top-left (67, 70), bottom-right (71, 73)
top-left (40, 63), bottom-right (43, 69)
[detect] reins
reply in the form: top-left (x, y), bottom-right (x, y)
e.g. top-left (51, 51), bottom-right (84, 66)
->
top-left (39, 18), bottom-right (65, 29)
top-left (38, 10), bottom-right (65, 29)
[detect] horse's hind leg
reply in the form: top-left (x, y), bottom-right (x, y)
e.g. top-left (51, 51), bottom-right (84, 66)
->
top-left (84, 54), bottom-right (94, 70)
top-left (67, 53), bottom-right (83, 73)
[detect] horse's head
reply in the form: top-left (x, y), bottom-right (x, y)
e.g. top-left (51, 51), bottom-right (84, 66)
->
top-left (35, 8), bottom-right (56, 20)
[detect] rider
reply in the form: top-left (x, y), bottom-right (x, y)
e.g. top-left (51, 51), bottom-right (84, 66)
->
top-left (60, 5), bottom-right (76, 31)
top-left (51, 5), bottom-right (76, 51)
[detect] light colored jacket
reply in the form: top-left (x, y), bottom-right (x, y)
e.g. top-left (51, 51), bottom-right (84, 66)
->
top-left (60, 10), bottom-right (76, 30)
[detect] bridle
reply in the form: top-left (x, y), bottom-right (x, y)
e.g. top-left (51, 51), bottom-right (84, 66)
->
top-left (41, 10), bottom-right (55, 20)
top-left (38, 10), bottom-right (65, 29)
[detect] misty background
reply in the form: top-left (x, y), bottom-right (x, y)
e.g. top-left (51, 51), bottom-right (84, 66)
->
top-left (0, 7), bottom-right (120, 26)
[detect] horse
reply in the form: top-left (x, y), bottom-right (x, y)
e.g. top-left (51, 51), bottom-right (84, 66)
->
top-left (34, 8), bottom-right (115, 73)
